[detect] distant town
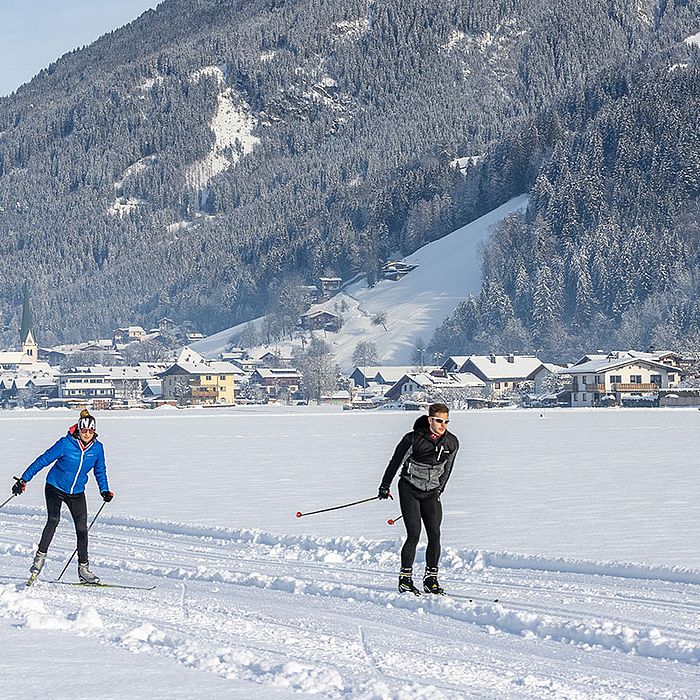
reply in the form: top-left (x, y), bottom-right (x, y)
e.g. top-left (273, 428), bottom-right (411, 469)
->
top-left (2, 300), bottom-right (699, 411)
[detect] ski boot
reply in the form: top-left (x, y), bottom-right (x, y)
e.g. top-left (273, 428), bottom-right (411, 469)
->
top-left (27, 550), bottom-right (47, 586)
top-left (78, 562), bottom-right (100, 585)
top-left (423, 567), bottom-right (445, 595)
top-left (30, 550), bottom-right (47, 576)
top-left (398, 567), bottom-right (421, 595)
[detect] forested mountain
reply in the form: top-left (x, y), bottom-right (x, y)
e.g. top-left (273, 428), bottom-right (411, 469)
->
top-left (0, 0), bottom-right (698, 345)
top-left (431, 42), bottom-right (700, 359)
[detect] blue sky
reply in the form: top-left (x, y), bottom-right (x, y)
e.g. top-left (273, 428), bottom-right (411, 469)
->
top-left (0, 1), bottom-right (161, 97)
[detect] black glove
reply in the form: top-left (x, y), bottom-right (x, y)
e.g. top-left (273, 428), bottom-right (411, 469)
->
top-left (378, 485), bottom-right (391, 500)
top-left (101, 491), bottom-right (114, 502)
top-left (12, 478), bottom-right (26, 496)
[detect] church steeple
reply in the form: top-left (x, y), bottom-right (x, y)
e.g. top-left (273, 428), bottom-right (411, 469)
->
top-left (20, 282), bottom-right (37, 363)
top-left (20, 281), bottom-right (32, 344)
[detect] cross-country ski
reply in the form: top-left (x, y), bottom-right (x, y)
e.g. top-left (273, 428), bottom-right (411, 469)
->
top-left (47, 581), bottom-right (157, 592)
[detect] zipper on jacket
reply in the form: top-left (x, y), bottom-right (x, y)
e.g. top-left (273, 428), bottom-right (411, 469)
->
top-left (69, 441), bottom-right (93, 494)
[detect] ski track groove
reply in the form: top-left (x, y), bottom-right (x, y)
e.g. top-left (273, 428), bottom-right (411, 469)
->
top-left (4, 522), bottom-right (700, 635)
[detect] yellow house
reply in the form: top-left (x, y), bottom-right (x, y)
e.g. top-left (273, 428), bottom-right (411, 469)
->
top-left (159, 349), bottom-right (243, 405)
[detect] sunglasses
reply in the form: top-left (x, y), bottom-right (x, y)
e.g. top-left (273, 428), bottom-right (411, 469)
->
top-left (79, 427), bottom-right (95, 433)
top-left (430, 417), bottom-right (449, 424)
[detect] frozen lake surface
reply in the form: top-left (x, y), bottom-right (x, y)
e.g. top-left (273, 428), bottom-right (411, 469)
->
top-left (2, 406), bottom-right (697, 567)
top-left (1, 407), bottom-right (698, 698)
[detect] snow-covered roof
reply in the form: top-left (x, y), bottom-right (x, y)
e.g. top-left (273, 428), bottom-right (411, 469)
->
top-left (143, 380), bottom-right (163, 398)
top-left (441, 356), bottom-right (471, 369)
top-left (104, 365), bottom-right (168, 381)
top-left (24, 376), bottom-right (57, 388)
top-left (253, 368), bottom-right (302, 379)
top-left (206, 361), bottom-right (245, 374)
top-left (251, 348), bottom-right (294, 362)
top-left (385, 371), bottom-right (485, 399)
top-left (465, 355), bottom-right (543, 380)
top-left (59, 365), bottom-right (111, 377)
top-left (0, 351), bottom-right (34, 365)
top-left (564, 357), bottom-right (680, 375)
top-left (534, 362), bottom-right (570, 375)
top-left (573, 350), bottom-right (681, 367)
top-left (177, 347), bottom-right (207, 365)
top-left (375, 366), bottom-right (436, 384)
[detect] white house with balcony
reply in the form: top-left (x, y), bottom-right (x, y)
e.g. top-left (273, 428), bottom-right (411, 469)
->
top-left (562, 356), bottom-right (681, 407)
top-left (58, 366), bottom-right (116, 406)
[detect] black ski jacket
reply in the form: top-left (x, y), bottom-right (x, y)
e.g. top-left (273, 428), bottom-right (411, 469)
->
top-left (380, 415), bottom-right (459, 493)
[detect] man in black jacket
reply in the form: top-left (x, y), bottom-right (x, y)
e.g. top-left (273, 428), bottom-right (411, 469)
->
top-left (378, 403), bottom-right (459, 595)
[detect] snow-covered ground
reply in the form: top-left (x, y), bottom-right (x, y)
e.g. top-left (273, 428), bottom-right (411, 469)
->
top-left (191, 195), bottom-right (528, 370)
top-left (1, 407), bottom-right (699, 698)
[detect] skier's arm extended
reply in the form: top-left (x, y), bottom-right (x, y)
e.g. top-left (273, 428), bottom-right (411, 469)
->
top-left (21, 438), bottom-right (65, 483)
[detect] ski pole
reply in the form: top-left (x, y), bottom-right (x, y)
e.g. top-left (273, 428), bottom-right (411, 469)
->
top-left (0, 494), bottom-right (16, 509)
top-left (55, 501), bottom-right (108, 582)
top-left (387, 515), bottom-right (403, 525)
top-left (295, 495), bottom-right (379, 518)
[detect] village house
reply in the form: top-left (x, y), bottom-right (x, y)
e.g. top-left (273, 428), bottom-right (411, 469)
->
top-left (57, 366), bottom-right (116, 408)
top-left (255, 349), bottom-right (295, 368)
top-left (384, 371), bottom-right (485, 401)
top-left (562, 356), bottom-right (680, 407)
top-left (381, 261), bottom-right (419, 281)
top-left (104, 363), bottom-right (169, 404)
top-left (299, 309), bottom-right (341, 331)
top-left (249, 368), bottom-right (303, 398)
top-left (349, 366), bottom-right (408, 388)
top-left (318, 277), bottom-right (342, 296)
top-left (113, 326), bottom-right (147, 344)
top-left (159, 348), bottom-right (243, 405)
top-left (220, 348), bottom-right (247, 362)
top-left (1, 375), bottom-right (58, 406)
top-left (231, 357), bottom-right (264, 373)
top-left (458, 354), bottom-right (545, 397)
top-left (530, 362), bottom-right (571, 394)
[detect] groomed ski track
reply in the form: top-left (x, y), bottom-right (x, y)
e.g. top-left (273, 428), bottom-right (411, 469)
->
top-left (1, 508), bottom-right (699, 699)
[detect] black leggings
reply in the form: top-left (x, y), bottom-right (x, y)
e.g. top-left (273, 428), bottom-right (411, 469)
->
top-left (38, 484), bottom-right (89, 564)
top-left (398, 478), bottom-right (443, 570)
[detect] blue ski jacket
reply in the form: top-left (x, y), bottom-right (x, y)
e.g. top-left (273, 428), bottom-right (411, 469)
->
top-left (21, 426), bottom-right (109, 495)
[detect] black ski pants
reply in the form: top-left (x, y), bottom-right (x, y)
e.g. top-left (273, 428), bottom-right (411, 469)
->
top-left (38, 484), bottom-right (89, 564)
top-left (398, 478), bottom-right (442, 570)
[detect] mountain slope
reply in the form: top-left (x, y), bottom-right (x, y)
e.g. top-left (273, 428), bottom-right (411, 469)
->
top-left (1, 0), bottom-right (698, 344)
top-left (192, 195), bottom-right (528, 368)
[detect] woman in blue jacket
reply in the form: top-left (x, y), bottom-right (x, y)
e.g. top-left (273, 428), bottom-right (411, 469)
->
top-left (12, 409), bottom-right (114, 583)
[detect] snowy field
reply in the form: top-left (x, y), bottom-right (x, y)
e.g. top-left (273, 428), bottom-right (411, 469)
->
top-left (1, 407), bottom-right (699, 698)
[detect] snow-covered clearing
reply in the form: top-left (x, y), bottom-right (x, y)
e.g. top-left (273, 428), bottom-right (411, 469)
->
top-left (185, 65), bottom-right (260, 209)
top-left (192, 195), bottom-right (529, 370)
top-left (1, 407), bottom-right (699, 698)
